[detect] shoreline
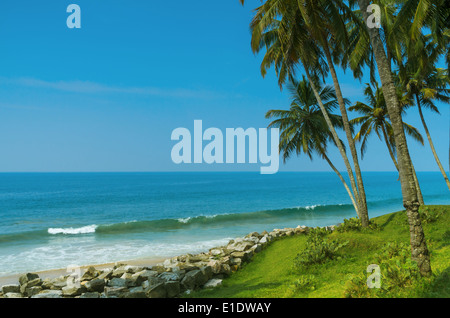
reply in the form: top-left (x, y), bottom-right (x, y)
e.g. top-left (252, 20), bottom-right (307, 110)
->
top-left (0, 257), bottom-right (166, 287)
top-left (0, 224), bottom-right (321, 298)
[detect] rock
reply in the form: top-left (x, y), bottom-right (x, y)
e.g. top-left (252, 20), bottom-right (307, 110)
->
top-left (164, 281), bottom-right (180, 298)
top-left (107, 278), bottom-right (131, 288)
top-left (98, 269), bottom-right (113, 280)
top-left (81, 266), bottom-right (99, 281)
top-left (251, 244), bottom-right (262, 253)
top-left (158, 271), bottom-right (181, 282)
top-left (20, 277), bottom-right (42, 295)
top-left (2, 284), bottom-right (20, 294)
top-left (80, 292), bottom-right (100, 298)
top-left (124, 265), bottom-right (144, 273)
top-left (84, 278), bottom-right (105, 292)
top-left (246, 232), bottom-right (260, 238)
top-left (209, 249), bottom-right (222, 256)
top-left (26, 277), bottom-right (42, 288)
top-left (112, 267), bottom-right (128, 278)
top-left (104, 286), bottom-right (128, 298)
top-left (121, 273), bottom-right (133, 280)
top-left (19, 273), bottom-right (39, 286)
top-left (4, 292), bottom-right (23, 298)
top-left (50, 277), bottom-right (68, 290)
top-left (181, 269), bottom-right (209, 290)
top-left (26, 286), bottom-right (42, 297)
top-left (259, 235), bottom-right (269, 244)
top-left (178, 263), bottom-right (200, 271)
top-left (147, 276), bottom-right (164, 287)
top-left (149, 265), bottom-right (166, 273)
top-left (244, 236), bottom-right (260, 244)
top-left (203, 279), bottom-right (222, 289)
top-left (220, 264), bottom-right (232, 276)
top-left (31, 290), bottom-right (63, 298)
top-left (244, 249), bottom-right (254, 261)
top-left (41, 278), bottom-right (54, 290)
top-left (207, 260), bottom-right (222, 274)
top-left (230, 257), bottom-right (242, 266)
top-left (62, 285), bottom-right (85, 297)
top-left (186, 254), bottom-right (210, 263)
top-left (132, 270), bottom-right (158, 282)
top-left (146, 283), bottom-right (167, 298)
top-left (231, 251), bottom-right (246, 259)
top-left (141, 276), bottom-right (164, 290)
top-left (230, 241), bottom-right (254, 252)
top-left (123, 286), bottom-right (146, 298)
top-left (201, 266), bottom-right (213, 281)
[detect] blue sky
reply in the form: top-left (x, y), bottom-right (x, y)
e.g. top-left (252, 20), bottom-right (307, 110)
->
top-left (0, 0), bottom-right (448, 172)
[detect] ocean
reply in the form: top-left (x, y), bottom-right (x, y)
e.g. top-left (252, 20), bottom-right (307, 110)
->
top-left (0, 172), bottom-right (448, 277)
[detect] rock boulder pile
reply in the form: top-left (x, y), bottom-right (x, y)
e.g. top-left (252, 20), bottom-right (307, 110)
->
top-left (0, 225), bottom-right (328, 298)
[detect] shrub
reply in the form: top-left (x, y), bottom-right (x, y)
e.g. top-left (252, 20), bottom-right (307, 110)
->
top-left (344, 242), bottom-right (427, 298)
top-left (293, 228), bottom-right (348, 270)
top-left (336, 217), bottom-right (379, 233)
top-left (419, 206), bottom-right (443, 224)
top-left (290, 275), bottom-right (318, 292)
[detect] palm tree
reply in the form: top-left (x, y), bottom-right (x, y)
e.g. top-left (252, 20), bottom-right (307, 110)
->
top-left (346, 0), bottom-right (432, 277)
top-left (393, 0), bottom-right (450, 173)
top-left (266, 77), bottom-right (359, 211)
top-left (286, 0), bottom-right (370, 227)
top-left (240, 0), bottom-right (432, 277)
top-left (349, 82), bottom-right (426, 204)
top-left (398, 55), bottom-right (450, 190)
top-left (240, 0), bottom-right (370, 226)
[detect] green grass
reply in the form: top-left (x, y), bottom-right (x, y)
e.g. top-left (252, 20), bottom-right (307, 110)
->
top-left (189, 205), bottom-right (450, 298)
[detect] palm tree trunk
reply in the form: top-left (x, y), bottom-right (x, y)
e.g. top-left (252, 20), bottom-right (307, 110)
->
top-left (381, 126), bottom-right (425, 205)
top-left (411, 163), bottom-right (425, 205)
top-left (357, 0), bottom-right (431, 277)
top-left (382, 126), bottom-right (400, 171)
top-left (322, 40), bottom-right (369, 227)
top-left (303, 66), bottom-right (362, 220)
top-left (416, 94), bottom-right (450, 190)
top-left (323, 153), bottom-right (359, 213)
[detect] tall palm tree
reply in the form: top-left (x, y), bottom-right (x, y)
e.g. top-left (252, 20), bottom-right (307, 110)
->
top-left (287, 0), bottom-right (370, 227)
top-left (349, 82), bottom-right (426, 204)
top-left (240, 0), bottom-right (432, 277)
top-left (240, 0), bottom-right (370, 226)
top-left (266, 77), bottom-right (359, 211)
top-left (349, 0), bottom-right (432, 277)
top-left (399, 55), bottom-right (450, 190)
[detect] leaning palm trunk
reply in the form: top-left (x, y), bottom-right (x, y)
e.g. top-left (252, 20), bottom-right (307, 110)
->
top-left (416, 95), bottom-right (450, 191)
top-left (323, 153), bottom-right (359, 213)
top-left (357, 0), bottom-right (431, 277)
top-left (304, 67), bottom-right (362, 220)
top-left (411, 164), bottom-right (425, 205)
top-left (381, 126), bottom-right (425, 205)
top-left (322, 40), bottom-right (369, 227)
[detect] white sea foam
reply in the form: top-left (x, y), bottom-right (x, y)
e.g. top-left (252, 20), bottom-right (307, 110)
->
top-left (48, 225), bottom-right (98, 235)
top-left (177, 217), bottom-right (191, 224)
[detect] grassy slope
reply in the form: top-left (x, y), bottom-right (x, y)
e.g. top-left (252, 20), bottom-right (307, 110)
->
top-left (190, 205), bottom-right (450, 298)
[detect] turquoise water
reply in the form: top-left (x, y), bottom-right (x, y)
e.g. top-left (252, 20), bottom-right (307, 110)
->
top-left (0, 172), bottom-right (448, 277)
